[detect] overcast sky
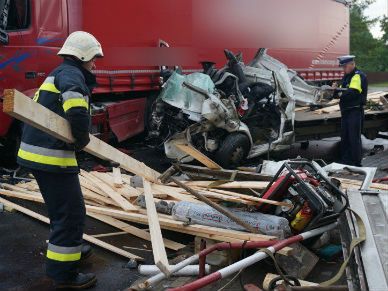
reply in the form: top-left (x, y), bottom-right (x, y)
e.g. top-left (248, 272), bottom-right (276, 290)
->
top-left (365, 0), bottom-right (388, 38)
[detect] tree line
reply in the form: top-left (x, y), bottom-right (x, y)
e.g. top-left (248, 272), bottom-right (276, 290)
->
top-left (351, 0), bottom-right (388, 72)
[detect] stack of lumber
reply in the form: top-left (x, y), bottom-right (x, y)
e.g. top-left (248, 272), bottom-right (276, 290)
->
top-left (0, 171), bottom-right (280, 259)
top-left (0, 170), bottom-right (277, 239)
top-left (296, 91), bottom-right (388, 114)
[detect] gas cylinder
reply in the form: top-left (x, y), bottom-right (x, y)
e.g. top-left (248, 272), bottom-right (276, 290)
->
top-left (290, 202), bottom-right (313, 232)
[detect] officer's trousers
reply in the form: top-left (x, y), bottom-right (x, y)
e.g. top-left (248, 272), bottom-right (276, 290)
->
top-left (32, 169), bottom-right (85, 281)
top-left (340, 109), bottom-right (363, 166)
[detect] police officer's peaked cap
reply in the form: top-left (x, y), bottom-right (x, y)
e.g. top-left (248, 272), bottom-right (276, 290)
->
top-left (338, 55), bottom-right (355, 66)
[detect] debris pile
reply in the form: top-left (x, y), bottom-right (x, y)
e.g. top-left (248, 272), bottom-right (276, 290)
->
top-left (2, 89), bottom-right (388, 290)
top-left (0, 168), bottom-right (290, 244)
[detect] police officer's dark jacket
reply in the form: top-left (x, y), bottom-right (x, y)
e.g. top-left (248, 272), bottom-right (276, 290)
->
top-left (337, 67), bottom-right (368, 111)
top-left (17, 58), bottom-right (97, 173)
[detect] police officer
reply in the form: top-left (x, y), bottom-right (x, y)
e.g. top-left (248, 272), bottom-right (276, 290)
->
top-left (333, 55), bottom-right (368, 167)
top-left (17, 31), bottom-right (103, 289)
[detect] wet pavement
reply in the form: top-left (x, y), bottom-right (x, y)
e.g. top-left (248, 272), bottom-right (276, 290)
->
top-left (0, 200), bottom-right (149, 291)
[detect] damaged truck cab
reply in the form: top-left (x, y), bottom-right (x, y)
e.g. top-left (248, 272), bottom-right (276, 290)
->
top-left (152, 49), bottom-right (338, 168)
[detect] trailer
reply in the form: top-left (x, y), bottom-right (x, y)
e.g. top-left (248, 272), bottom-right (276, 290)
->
top-left (295, 108), bottom-right (388, 141)
top-left (0, 0), bottom-right (351, 164)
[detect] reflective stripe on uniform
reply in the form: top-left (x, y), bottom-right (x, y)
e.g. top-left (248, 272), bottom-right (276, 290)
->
top-left (63, 98), bottom-right (89, 112)
top-left (62, 91), bottom-right (89, 102)
top-left (40, 83), bottom-right (60, 93)
top-left (20, 142), bottom-right (75, 158)
top-left (33, 76), bottom-right (60, 102)
top-left (18, 142), bottom-right (77, 167)
top-left (349, 74), bottom-right (362, 93)
top-left (47, 243), bottom-right (82, 262)
top-left (40, 76), bottom-right (60, 93)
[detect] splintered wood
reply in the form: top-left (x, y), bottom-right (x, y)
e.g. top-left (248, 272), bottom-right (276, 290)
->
top-left (0, 171), bottom-right (276, 241)
top-left (1, 89), bottom-right (291, 271)
top-left (0, 170), bottom-right (280, 267)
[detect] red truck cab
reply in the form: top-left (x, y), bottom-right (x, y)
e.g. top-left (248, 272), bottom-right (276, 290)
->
top-left (0, 0), bottom-right (350, 164)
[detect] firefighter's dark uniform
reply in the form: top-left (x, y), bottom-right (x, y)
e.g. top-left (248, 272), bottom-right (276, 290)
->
top-left (336, 67), bottom-right (368, 166)
top-left (17, 58), bottom-right (95, 281)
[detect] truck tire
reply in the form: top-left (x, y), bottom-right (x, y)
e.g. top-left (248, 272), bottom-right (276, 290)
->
top-left (215, 133), bottom-right (250, 169)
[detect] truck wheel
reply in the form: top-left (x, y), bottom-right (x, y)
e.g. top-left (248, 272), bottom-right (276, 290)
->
top-left (215, 133), bottom-right (250, 169)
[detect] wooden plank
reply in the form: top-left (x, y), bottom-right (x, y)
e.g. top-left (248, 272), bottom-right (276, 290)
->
top-left (1, 183), bottom-right (42, 196)
top-left (98, 172), bottom-right (142, 198)
top-left (176, 180), bottom-right (269, 190)
top-left (191, 188), bottom-right (292, 208)
top-left (5, 181), bottom-right (114, 206)
top-left (151, 184), bottom-right (199, 203)
top-left (92, 231), bottom-right (127, 238)
top-left (82, 170), bottom-right (137, 212)
top-left (192, 187), bottom-right (292, 207)
top-left (84, 199), bottom-right (103, 207)
top-left (3, 89), bottom-right (160, 182)
top-left (79, 175), bottom-right (108, 197)
top-left (0, 196), bottom-right (143, 261)
top-left (82, 233), bottom-right (143, 261)
top-left (338, 178), bottom-right (388, 191)
top-left (87, 212), bottom-right (185, 251)
top-left (15, 181), bottom-right (40, 191)
top-left (82, 188), bottom-right (116, 206)
top-left (112, 167), bottom-right (123, 188)
top-left (142, 178), bottom-right (170, 275)
top-left (0, 189), bottom-right (44, 203)
top-left (175, 143), bottom-right (222, 169)
top-left (178, 164), bottom-right (273, 181)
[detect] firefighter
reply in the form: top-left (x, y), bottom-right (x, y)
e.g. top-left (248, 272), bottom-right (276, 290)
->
top-left (332, 55), bottom-right (368, 167)
top-left (17, 31), bottom-right (103, 289)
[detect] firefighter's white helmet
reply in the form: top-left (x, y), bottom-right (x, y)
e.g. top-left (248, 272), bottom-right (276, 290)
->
top-left (58, 31), bottom-right (103, 62)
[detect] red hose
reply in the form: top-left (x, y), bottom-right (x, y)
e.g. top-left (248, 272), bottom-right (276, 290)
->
top-left (168, 237), bottom-right (301, 291)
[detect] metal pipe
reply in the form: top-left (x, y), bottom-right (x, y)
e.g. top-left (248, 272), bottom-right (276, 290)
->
top-left (137, 240), bottom-right (278, 290)
top-left (322, 163), bottom-right (377, 190)
top-left (198, 239), bottom-right (207, 278)
top-left (167, 223), bottom-right (337, 291)
top-left (138, 254), bottom-right (200, 290)
top-left (138, 265), bottom-right (210, 276)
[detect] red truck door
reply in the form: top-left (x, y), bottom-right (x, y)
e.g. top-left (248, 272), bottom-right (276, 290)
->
top-left (0, 0), bottom-right (38, 97)
top-left (0, 0), bottom-right (39, 137)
